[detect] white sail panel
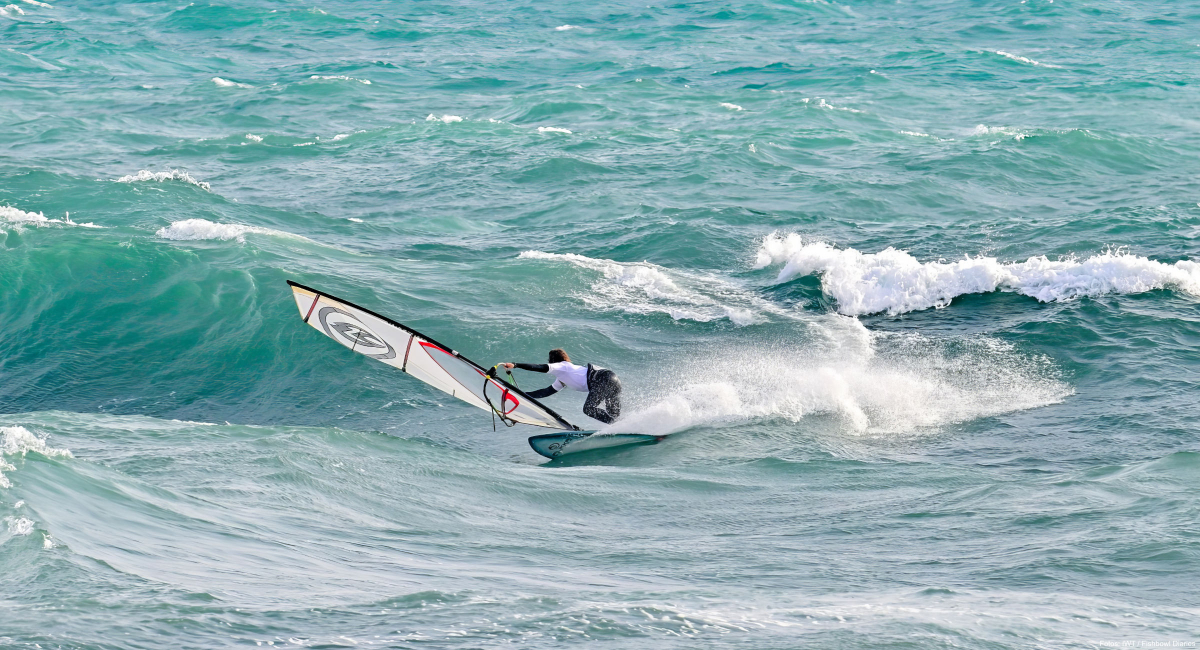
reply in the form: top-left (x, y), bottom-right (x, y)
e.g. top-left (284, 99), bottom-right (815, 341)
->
top-left (288, 282), bottom-right (573, 431)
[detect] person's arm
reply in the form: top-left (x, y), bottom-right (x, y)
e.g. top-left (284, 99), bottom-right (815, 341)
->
top-left (525, 384), bottom-right (562, 399)
top-left (498, 363), bottom-right (559, 398)
top-left (502, 362), bottom-right (549, 372)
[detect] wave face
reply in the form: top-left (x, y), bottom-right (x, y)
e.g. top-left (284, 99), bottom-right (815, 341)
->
top-left (3, 0), bottom-right (1200, 648)
top-left (519, 250), bottom-right (761, 325)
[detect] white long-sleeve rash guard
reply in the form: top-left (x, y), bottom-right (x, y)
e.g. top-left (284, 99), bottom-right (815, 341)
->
top-left (512, 361), bottom-right (589, 396)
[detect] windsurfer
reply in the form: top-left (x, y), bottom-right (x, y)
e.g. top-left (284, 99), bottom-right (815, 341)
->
top-left (499, 348), bottom-right (622, 424)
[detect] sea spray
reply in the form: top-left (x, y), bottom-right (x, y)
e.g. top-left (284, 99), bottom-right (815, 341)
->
top-left (604, 323), bottom-right (1070, 436)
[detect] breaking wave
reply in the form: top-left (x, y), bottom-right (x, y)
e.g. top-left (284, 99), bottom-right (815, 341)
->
top-left (804, 97), bottom-right (864, 113)
top-left (4, 516), bottom-right (34, 536)
top-left (994, 50), bottom-right (1062, 69)
top-left (116, 169), bottom-right (212, 191)
top-left (754, 233), bottom-right (1200, 316)
top-left (1, 426), bottom-right (72, 489)
top-left (155, 218), bottom-right (309, 243)
top-left (211, 76), bottom-right (252, 88)
top-left (309, 74), bottom-right (371, 84)
top-left (1, 205), bottom-right (100, 228)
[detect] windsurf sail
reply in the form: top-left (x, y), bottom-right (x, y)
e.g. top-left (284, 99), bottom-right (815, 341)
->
top-left (287, 281), bottom-right (577, 431)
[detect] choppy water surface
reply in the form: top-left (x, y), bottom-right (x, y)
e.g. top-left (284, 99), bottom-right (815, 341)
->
top-left (3, 1), bottom-right (1199, 647)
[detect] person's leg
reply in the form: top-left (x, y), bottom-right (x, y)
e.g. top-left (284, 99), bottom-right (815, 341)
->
top-left (583, 371), bottom-right (620, 424)
top-left (583, 387), bottom-right (614, 424)
top-left (604, 374), bottom-right (621, 420)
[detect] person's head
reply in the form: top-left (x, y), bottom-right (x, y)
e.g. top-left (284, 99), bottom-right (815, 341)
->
top-left (548, 348), bottom-right (570, 364)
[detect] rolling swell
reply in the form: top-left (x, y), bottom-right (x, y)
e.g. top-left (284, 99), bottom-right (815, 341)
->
top-left (3, 410), bottom-right (1197, 646)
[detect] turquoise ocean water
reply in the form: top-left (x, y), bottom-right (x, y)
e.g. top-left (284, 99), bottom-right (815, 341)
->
top-left (3, 1), bottom-right (1200, 647)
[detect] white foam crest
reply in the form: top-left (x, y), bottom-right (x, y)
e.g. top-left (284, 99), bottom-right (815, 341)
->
top-left (555, 24), bottom-right (578, 31)
top-left (3, 205), bottom-right (55, 226)
top-left (899, 130), bottom-right (939, 139)
top-left (1, 205), bottom-right (99, 228)
top-left (155, 218), bottom-right (310, 243)
top-left (803, 97), bottom-right (864, 113)
top-left (0, 426), bottom-right (73, 489)
top-left (606, 589), bottom-right (1192, 642)
top-left (755, 233), bottom-right (1200, 315)
top-left (330, 130), bottom-right (365, 141)
top-left (116, 169), bottom-right (211, 191)
top-left (971, 124), bottom-right (1031, 141)
top-left (22, 0), bottom-right (52, 7)
top-left (995, 50), bottom-right (1062, 68)
top-left (519, 251), bottom-right (760, 325)
top-left (426, 114), bottom-right (463, 124)
top-left (1, 4), bottom-right (25, 15)
top-left (244, 133), bottom-right (263, 142)
top-left (537, 126), bottom-right (572, 134)
top-left (309, 74), bottom-right (371, 84)
top-left (720, 102), bottom-right (743, 111)
top-left (605, 326), bottom-right (1070, 437)
top-left (4, 516), bottom-right (34, 536)
top-left (212, 76), bottom-right (252, 88)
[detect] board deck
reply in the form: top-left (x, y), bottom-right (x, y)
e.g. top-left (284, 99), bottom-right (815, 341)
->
top-left (528, 431), bottom-right (663, 459)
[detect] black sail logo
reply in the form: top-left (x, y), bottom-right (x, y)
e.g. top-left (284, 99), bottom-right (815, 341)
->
top-left (330, 322), bottom-right (385, 348)
top-left (318, 306), bottom-right (396, 360)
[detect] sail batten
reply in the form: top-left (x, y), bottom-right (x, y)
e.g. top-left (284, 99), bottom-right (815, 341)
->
top-left (287, 281), bottom-right (575, 431)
